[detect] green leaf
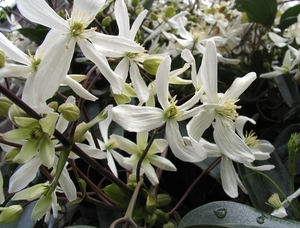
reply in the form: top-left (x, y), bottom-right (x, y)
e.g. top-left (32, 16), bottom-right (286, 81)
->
top-left (278, 4), bottom-right (300, 31)
top-left (103, 183), bottom-right (130, 208)
top-left (17, 25), bottom-right (49, 45)
top-left (178, 201), bottom-right (300, 228)
top-left (235, 0), bottom-right (277, 27)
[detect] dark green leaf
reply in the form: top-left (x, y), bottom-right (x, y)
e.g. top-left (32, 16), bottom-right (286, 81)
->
top-left (143, 0), bottom-right (155, 10)
top-left (235, 0), bottom-right (277, 27)
top-left (96, 206), bottom-right (123, 228)
top-left (278, 4), bottom-right (300, 31)
top-left (178, 201), bottom-right (300, 228)
top-left (18, 26), bottom-right (49, 45)
top-left (103, 183), bottom-right (130, 208)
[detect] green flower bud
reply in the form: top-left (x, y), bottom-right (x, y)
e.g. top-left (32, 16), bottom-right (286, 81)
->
top-left (0, 50), bottom-right (6, 68)
top-left (143, 56), bottom-right (164, 75)
top-left (263, 62), bottom-right (271, 71)
top-left (165, 6), bottom-right (175, 18)
top-left (4, 147), bottom-right (21, 163)
top-left (0, 97), bottom-right (13, 117)
top-left (163, 221), bottom-right (176, 228)
top-left (144, 213), bottom-right (157, 227)
top-left (47, 101), bottom-right (58, 112)
top-left (146, 193), bottom-right (157, 214)
top-left (131, 0), bottom-right (139, 7)
top-left (8, 104), bottom-right (29, 125)
top-left (156, 194), bottom-right (171, 207)
top-left (154, 208), bottom-right (169, 223)
top-left (102, 16), bottom-right (111, 27)
top-left (73, 122), bottom-right (88, 143)
top-left (150, 13), bottom-right (158, 21)
top-left (0, 205), bottom-right (23, 224)
top-left (58, 103), bottom-right (80, 122)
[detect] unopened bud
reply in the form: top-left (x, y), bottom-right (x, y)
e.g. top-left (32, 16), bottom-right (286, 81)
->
top-left (47, 101), bottom-right (58, 112)
top-left (8, 104), bottom-right (29, 125)
top-left (74, 122), bottom-right (87, 142)
top-left (165, 6), bottom-right (175, 18)
top-left (0, 97), bottom-right (13, 117)
top-left (263, 62), bottom-right (271, 71)
top-left (58, 103), bottom-right (80, 122)
top-left (131, 0), bottom-right (139, 7)
top-left (146, 194), bottom-right (156, 213)
top-left (156, 194), bottom-right (171, 207)
top-left (150, 13), bottom-right (158, 20)
top-left (144, 213), bottom-right (157, 227)
top-left (163, 221), bottom-right (176, 228)
top-left (143, 56), bottom-right (164, 75)
top-left (0, 50), bottom-right (6, 68)
top-left (0, 205), bottom-right (23, 224)
top-left (102, 16), bottom-right (111, 27)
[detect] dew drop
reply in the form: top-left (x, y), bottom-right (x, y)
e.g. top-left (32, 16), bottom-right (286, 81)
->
top-left (256, 215), bottom-right (265, 224)
top-left (214, 208), bottom-right (227, 218)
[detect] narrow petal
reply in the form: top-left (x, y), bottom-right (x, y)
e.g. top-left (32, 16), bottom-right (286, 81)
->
top-left (256, 140), bottom-right (275, 153)
top-left (260, 71), bottom-right (282, 78)
top-left (9, 156), bottom-right (42, 192)
top-left (13, 139), bottom-right (40, 164)
top-left (115, 58), bottom-right (129, 82)
top-left (78, 38), bottom-right (124, 94)
top-left (235, 116), bottom-right (256, 139)
top-left (214, 118), bottom-right (255, 163)
top-left (201, 39), bottom-right (219, 103)
top-left (137, 132), bottom-right (149, 151)
top-left (110, 149), bottom-right (132, 171)
top-left (200, 138), bottom-right (222, 157)
top-left (0, 64), bottom-right (31, 79)
top-left (220, 157), bottom-right (238, 198)
top-left (115, 0), bottom-right (130, 38)
top-left (148, 139), bottom-right (168, 155)
top-left (0, 171), bottom-right (4, 204)
top-left (17, 0), bottom-right (68, 31)
top-left (110, 134), bottom-right (138, 155)
top-left (130, 10), bottom-right (148, 40)
top-left (35, 33), bottom-right (75, 102)
top-left (107, 151), bottom-right (118, 177)
top-left (112, 105), bottom-right (165, 132)
top-left (244, 163), bottom-right (275, 171)
top-left (166, 120), bottom-right (206, 162)
top-left (130, 63), bottom-right (149, 104)
top-left (282, 188), bottom-right (300, 207)
top-left (39, 135), bottom-right (55, 168)
top-left (224, 72), bottom-right (256, 100)
top-left (32, 195), bottom-right (52, 221)
top-left (99, 105), bottom-right (113, 143)
top-left (271, 207), bottom-right (287, 218)
top-left (73, 0), bottom-right (105, 22)
top-left (2, 128), bottom-right (31, 142)
top-left (142, 160), bottom-right (159, 185)
top-left (62, 76), bottom-right (98, 101)
top-left (75, 143), bottom-right (106, 159)
top-left (148, 155), bottom-right (176, 171)
top-left (156, 56), bottom-right (171, 110)
top-left (0, 33), bottom-right (30, 65)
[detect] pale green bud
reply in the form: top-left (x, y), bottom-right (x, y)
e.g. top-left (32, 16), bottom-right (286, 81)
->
top-left (0, 97), bottom-right (13, 117)
top-left (146, 193), bottom-right (157, 213)
top-left (143, 56), bottom-right (164, 75)
top-left (58, 103), bottom-right (80, 122)
top-left (8, 104), bottom-right (29, 125)
top-left (47, 101), bottom-right (58, 112)
top-left (150, 13), bottom-right (158, 21)
top-left (74, 122), bottom-right (88, 142)
top-left (102, 16), bottom-right (111, 27)
top-left (0, 205), bottom-right (23, 224)
top-left (154, 208), bottom-right (169, 223)
top-left (12, 182), bottom-right (49, 201)
top-left (144, 213), bottom-right (157, 227)
top-left (163, 221), bottom-right (176, 228)
top-left (156, 194), bottom-right (171, 207)
top-left (4, 147), bottom-right (20, 163)
top-left (165, 6), bottom-right (175, 18)
top-left (0, 50), bottom-right (6, 68)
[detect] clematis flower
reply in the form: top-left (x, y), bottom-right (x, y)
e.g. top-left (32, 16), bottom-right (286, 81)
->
top-left (17, 0), bottom-right (144, 100)
top-left (267, 188), bottom-right (300, 218)
top-left (112, 56), bottom-right (206, 162)
top-left (0, 32), bottom-right (97, 112)
top-left (110, 132), bottom-right (176, 185)
top-left (187, 39), bottom-right (256, 164)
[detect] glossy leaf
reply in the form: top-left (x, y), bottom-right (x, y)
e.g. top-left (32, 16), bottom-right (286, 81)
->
top-left (178, 201), bottom-right (300, 228)
top-left (278, 4), bottom-right (300, 31)
top-left (235, 0), bottom-right (277, 27)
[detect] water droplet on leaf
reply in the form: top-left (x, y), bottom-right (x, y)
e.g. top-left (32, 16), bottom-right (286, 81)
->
top-left (256, 215), bottom-right (265, 224)
top-left (214, 208), bottom-right (227, 218)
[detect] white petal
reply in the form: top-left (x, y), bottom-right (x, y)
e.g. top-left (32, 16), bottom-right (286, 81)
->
top-left (156, 56), bottom-right (171, 110)
top-left (271, 207), bottom-right (288, 218)
top-left (110, 134), bottom-right (138, 155)
top-left (17, 0), bottom-right (68, 32)
top-left (256, 140), bottom-right (275, 153)
top-left (107, 151), bottom-right (118, 177)
top-left (148, 155), bottom-right (176, 171)
top-left (78, 38), bottom-right (124, 94)
top-left (99, 105), bottom-right (113, 143)
top-left (260, 71), bottom-right (282, 78)
top-left (110, 149), bottom-right (132, 171)
top-left (282, 188), bottom-right (300, 207)
top-left (9, 156), bottom-right (42, 193)
top-left (112, 105), bottom-right (165, 132)
top-left (0, 64), bottom-right (31, 79)
top-left (224, 72), bottom-right (256, 100)
top-left (115, 58), bottom-right (129, 82)
top-left (148, 139), bottom-right (168, 155)
top-left (220, 157), bottom-right (238, 198)
top-left (201, 39), bottom-right (219, 103)
top-left (0, 171), bottom-right (5, 204)
top-left (214, 118), bottom-right (255, 163)
top-left (235, 116), bottom-right (256, 139)
top-left (166, 120), bottom-right (206, 162)
top-left (115, 0), bottom-right (130, 38)
top-left (75, 143), bottom-right (106, 159)
top-left (137, 132), bottom-right (148, 150)
top-left (130, 63), bottom-right (149, 104)
top-left (0, 32), bottom-right (30, 65)
top-left (62, 75), bottom-right (98, 101)
top-left (73, 0), bottom-right (105, 23)
top-left (35, 33), bottom-right (75, 102)
top-left (130, 10), bottom-right (148, 40)
top-left (142, 160), bottom-right (159, 185)
top-left (200, 138), bottom-right (222, 157)
top-left (244, 163), bottom-right (274, 171)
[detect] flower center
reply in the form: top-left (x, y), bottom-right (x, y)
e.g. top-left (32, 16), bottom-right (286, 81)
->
top-left (105, 139), bottom-right (117, 150)
top-left (245, 130), bottom-right (258, 148)
top-left (30, 128), bottom-right (44, 140)
top-left (164, 96), bottom-right (180, 119)
top-left (267, 193), bottom-right (282, 209)
top-left (215, 97), bottom-right (241, 125)
top-left (67, 10), bottom-right (93, 37)
top-left (28, 51), bottom-right (41, 72)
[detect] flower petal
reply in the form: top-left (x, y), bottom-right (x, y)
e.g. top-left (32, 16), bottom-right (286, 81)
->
top-left (0, 64), bottom-right (31, 79)
top-left (2, 128), bottom-right (31, 142)
top-left (220, 157), bottom-right (238, 198)
top-left (107, 151), bottom-right (118, 177)
top-left (130, 63), bottom-right (149, 104)
top-left (13, 138), bottom-right (40, 164)
top-left (112, 105), bottom-right (165, 132)
top-left (235, 116), bottom-right (256, 139)
top-left (156, 56), bottom-right (171, 110)
top-left (142, 160), bottom-right (159, 185)
top-left (73, 0), bottom-right (105, 23)
top-left (110, 134), bottom-right (138, 155)
top-left (39, 135), bottom-right (55, 168)
top-left (166, 120), bottom-right (206, 162)
top-left (17, 0), bottom-right (68, 32)
top-left (75, 142), bottom-right (106, 160)
top-left (271, 207), bottom-right (287, 218)
top-left (148, 155), bottom-right (176, 172)
top-left (130, 10), bottom-right (148, 40)
top-left (115, 0), bottom-right (130, 38)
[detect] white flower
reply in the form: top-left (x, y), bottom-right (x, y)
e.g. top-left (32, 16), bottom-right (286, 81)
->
top-left (17, 0), bottom-right (143, 100)
top-left (267, 188), bottom-right (300, 218)
top-left (112, 56), bottom-right (206, 162)
top-left (187, 39), bottom-right (257, 164)
top-left (111, 132), bottom-right (176, 185)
